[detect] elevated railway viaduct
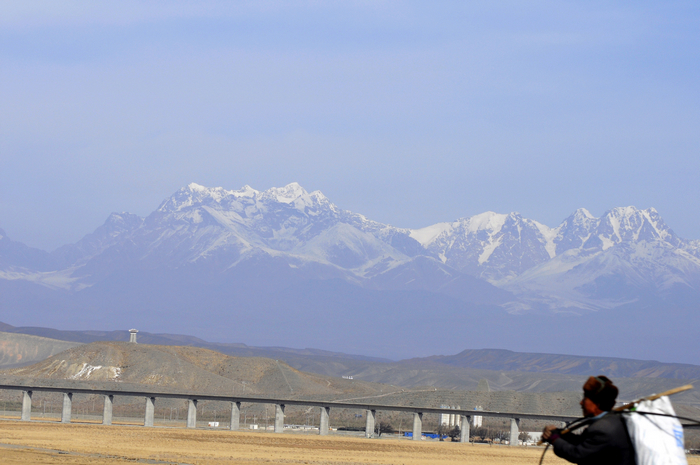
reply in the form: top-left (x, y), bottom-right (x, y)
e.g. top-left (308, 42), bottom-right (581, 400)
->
top-left (1, 381), bottom-right (577, 445)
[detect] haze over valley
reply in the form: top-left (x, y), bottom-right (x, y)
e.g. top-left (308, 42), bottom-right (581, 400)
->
top-left (2, 182), bottom-right (699, 362)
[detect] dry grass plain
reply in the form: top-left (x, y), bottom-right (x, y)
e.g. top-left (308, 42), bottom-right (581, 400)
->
top-left (2, 420), bottom-right (700, 465)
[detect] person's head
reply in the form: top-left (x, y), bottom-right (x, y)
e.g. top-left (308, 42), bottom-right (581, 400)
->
top-left (580, 376), bottom-right (618, 417)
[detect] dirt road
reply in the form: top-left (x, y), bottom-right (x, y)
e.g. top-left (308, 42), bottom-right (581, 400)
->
top-left (1, 420), bottom-right (698, 465)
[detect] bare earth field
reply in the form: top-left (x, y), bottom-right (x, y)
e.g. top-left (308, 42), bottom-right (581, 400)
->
top-left (0, 419), bottom-right (545, 465)
top-left (2, 420), bottom-right (700, 465)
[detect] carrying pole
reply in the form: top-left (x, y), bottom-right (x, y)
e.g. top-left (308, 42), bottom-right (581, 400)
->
top-left (537, 384), bottom-right (693, 446)
top-left (612, 384), bottom-right (693, 412)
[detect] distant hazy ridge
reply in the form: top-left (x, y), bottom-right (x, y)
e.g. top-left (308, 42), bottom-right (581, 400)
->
top-left (2, 325), bottom-right (699, 409)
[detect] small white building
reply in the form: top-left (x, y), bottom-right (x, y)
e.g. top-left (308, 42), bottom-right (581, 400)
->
top-left (439, 405), bottom-right (461, 427)
top-left (473, 406), bottom-right (483, 427)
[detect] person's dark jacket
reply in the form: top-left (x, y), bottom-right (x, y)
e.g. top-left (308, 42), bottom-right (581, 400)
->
top-left (552, 413), bottom-right (635, 465)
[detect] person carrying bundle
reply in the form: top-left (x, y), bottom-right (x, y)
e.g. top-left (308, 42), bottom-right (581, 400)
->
top-left (542, 376), bottom-right (635, 465)
top-left (542, 376), bottom-right (693, 465)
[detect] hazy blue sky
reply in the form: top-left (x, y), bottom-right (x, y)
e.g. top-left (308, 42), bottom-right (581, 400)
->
top-left (1, 1), bottom-right (699, 251)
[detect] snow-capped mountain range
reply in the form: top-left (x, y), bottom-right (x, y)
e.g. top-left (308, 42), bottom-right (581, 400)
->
top-left (412, 206), bottom-right (700, 312)
top-left (2, 182), bottom-right (700, 318)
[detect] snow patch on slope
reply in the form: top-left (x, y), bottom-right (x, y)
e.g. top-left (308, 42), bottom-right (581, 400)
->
top-left (478, 236), bottom-right (502, 264)
top-left (410, 222), bottom-right (453, 246)
top-left (466, 212), bottom-right (508, 234)
top-left (534, 221), bottom-right (558, 259)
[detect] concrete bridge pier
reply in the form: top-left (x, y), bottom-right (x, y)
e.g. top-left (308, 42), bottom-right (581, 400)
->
top-left (274, 404), bottom-right (285, 433)
top-left (365, 409), bottom-right (376, 438)
top-left (21, 390), bottom-right (32, 421)
top-left (509, 418), bottom-right (521, 446)
top-left (230, 401), bottom-right (241, 431)
top-left (187, 399), bottom-right (197, 428)
top-left (144, 397), bottom-right (155, 427)
top-left (61, 393), bottom-right (73, 423)
top-left (319, 407), bottom-right (330, 435)
top-left (102, 395), bottom-right (113, 425)
top-left (459, 415), bottom-right (470, 443)
top-left (412, 412), bottom-right (423, 441)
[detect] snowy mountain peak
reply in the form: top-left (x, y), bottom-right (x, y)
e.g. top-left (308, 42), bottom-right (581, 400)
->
top-left (262, 182), bottom-right (309, 204)
top-left (409, 222), bottom-right (452, 246)
top-left (554, 208), bottom-right (598, 253)
top-left (309, 190), bottom-right (328, 201)
top-left (105, 212), bottom-right (142, 225)
top-left (156, 182), bottom-right (339, 221)
top-left (92, 212), bottom-right (144, 241)
top-left (595, 206), bottom-right (677, 247)
top-left (186, 182), bottom-right (208, 192)
top-left (602, 206), bottom-right (663, 228)
top-left (465, 211), bottom-right (508, 234)
top-left (408, 205), bottom-right (690, 286)
top-left (410, 211), bottom-right (512, 248)
top-left (573, 208), bottom-right (594, 220)
top-left (159, 183), bottom-right (232, 212)
top-left (252, 183), bottom-right (334, 214)
top-left (233, 185), bottom-right (259, 198)
top-left (141, 181), bottom-right (402, 264)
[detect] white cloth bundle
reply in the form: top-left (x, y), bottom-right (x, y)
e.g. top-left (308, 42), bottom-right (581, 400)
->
top-left (624, 396), bottom-right (687, 465)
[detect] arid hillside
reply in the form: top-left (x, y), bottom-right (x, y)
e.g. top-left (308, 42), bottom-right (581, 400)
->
top-left (0, 341), bottom-right (589, 418)
top-left (1, 333), bottom-right (697, 419)
top-left (2, 341), bottom-right (394, 401)
top-left (0, 331), bottom-right (80, 369)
